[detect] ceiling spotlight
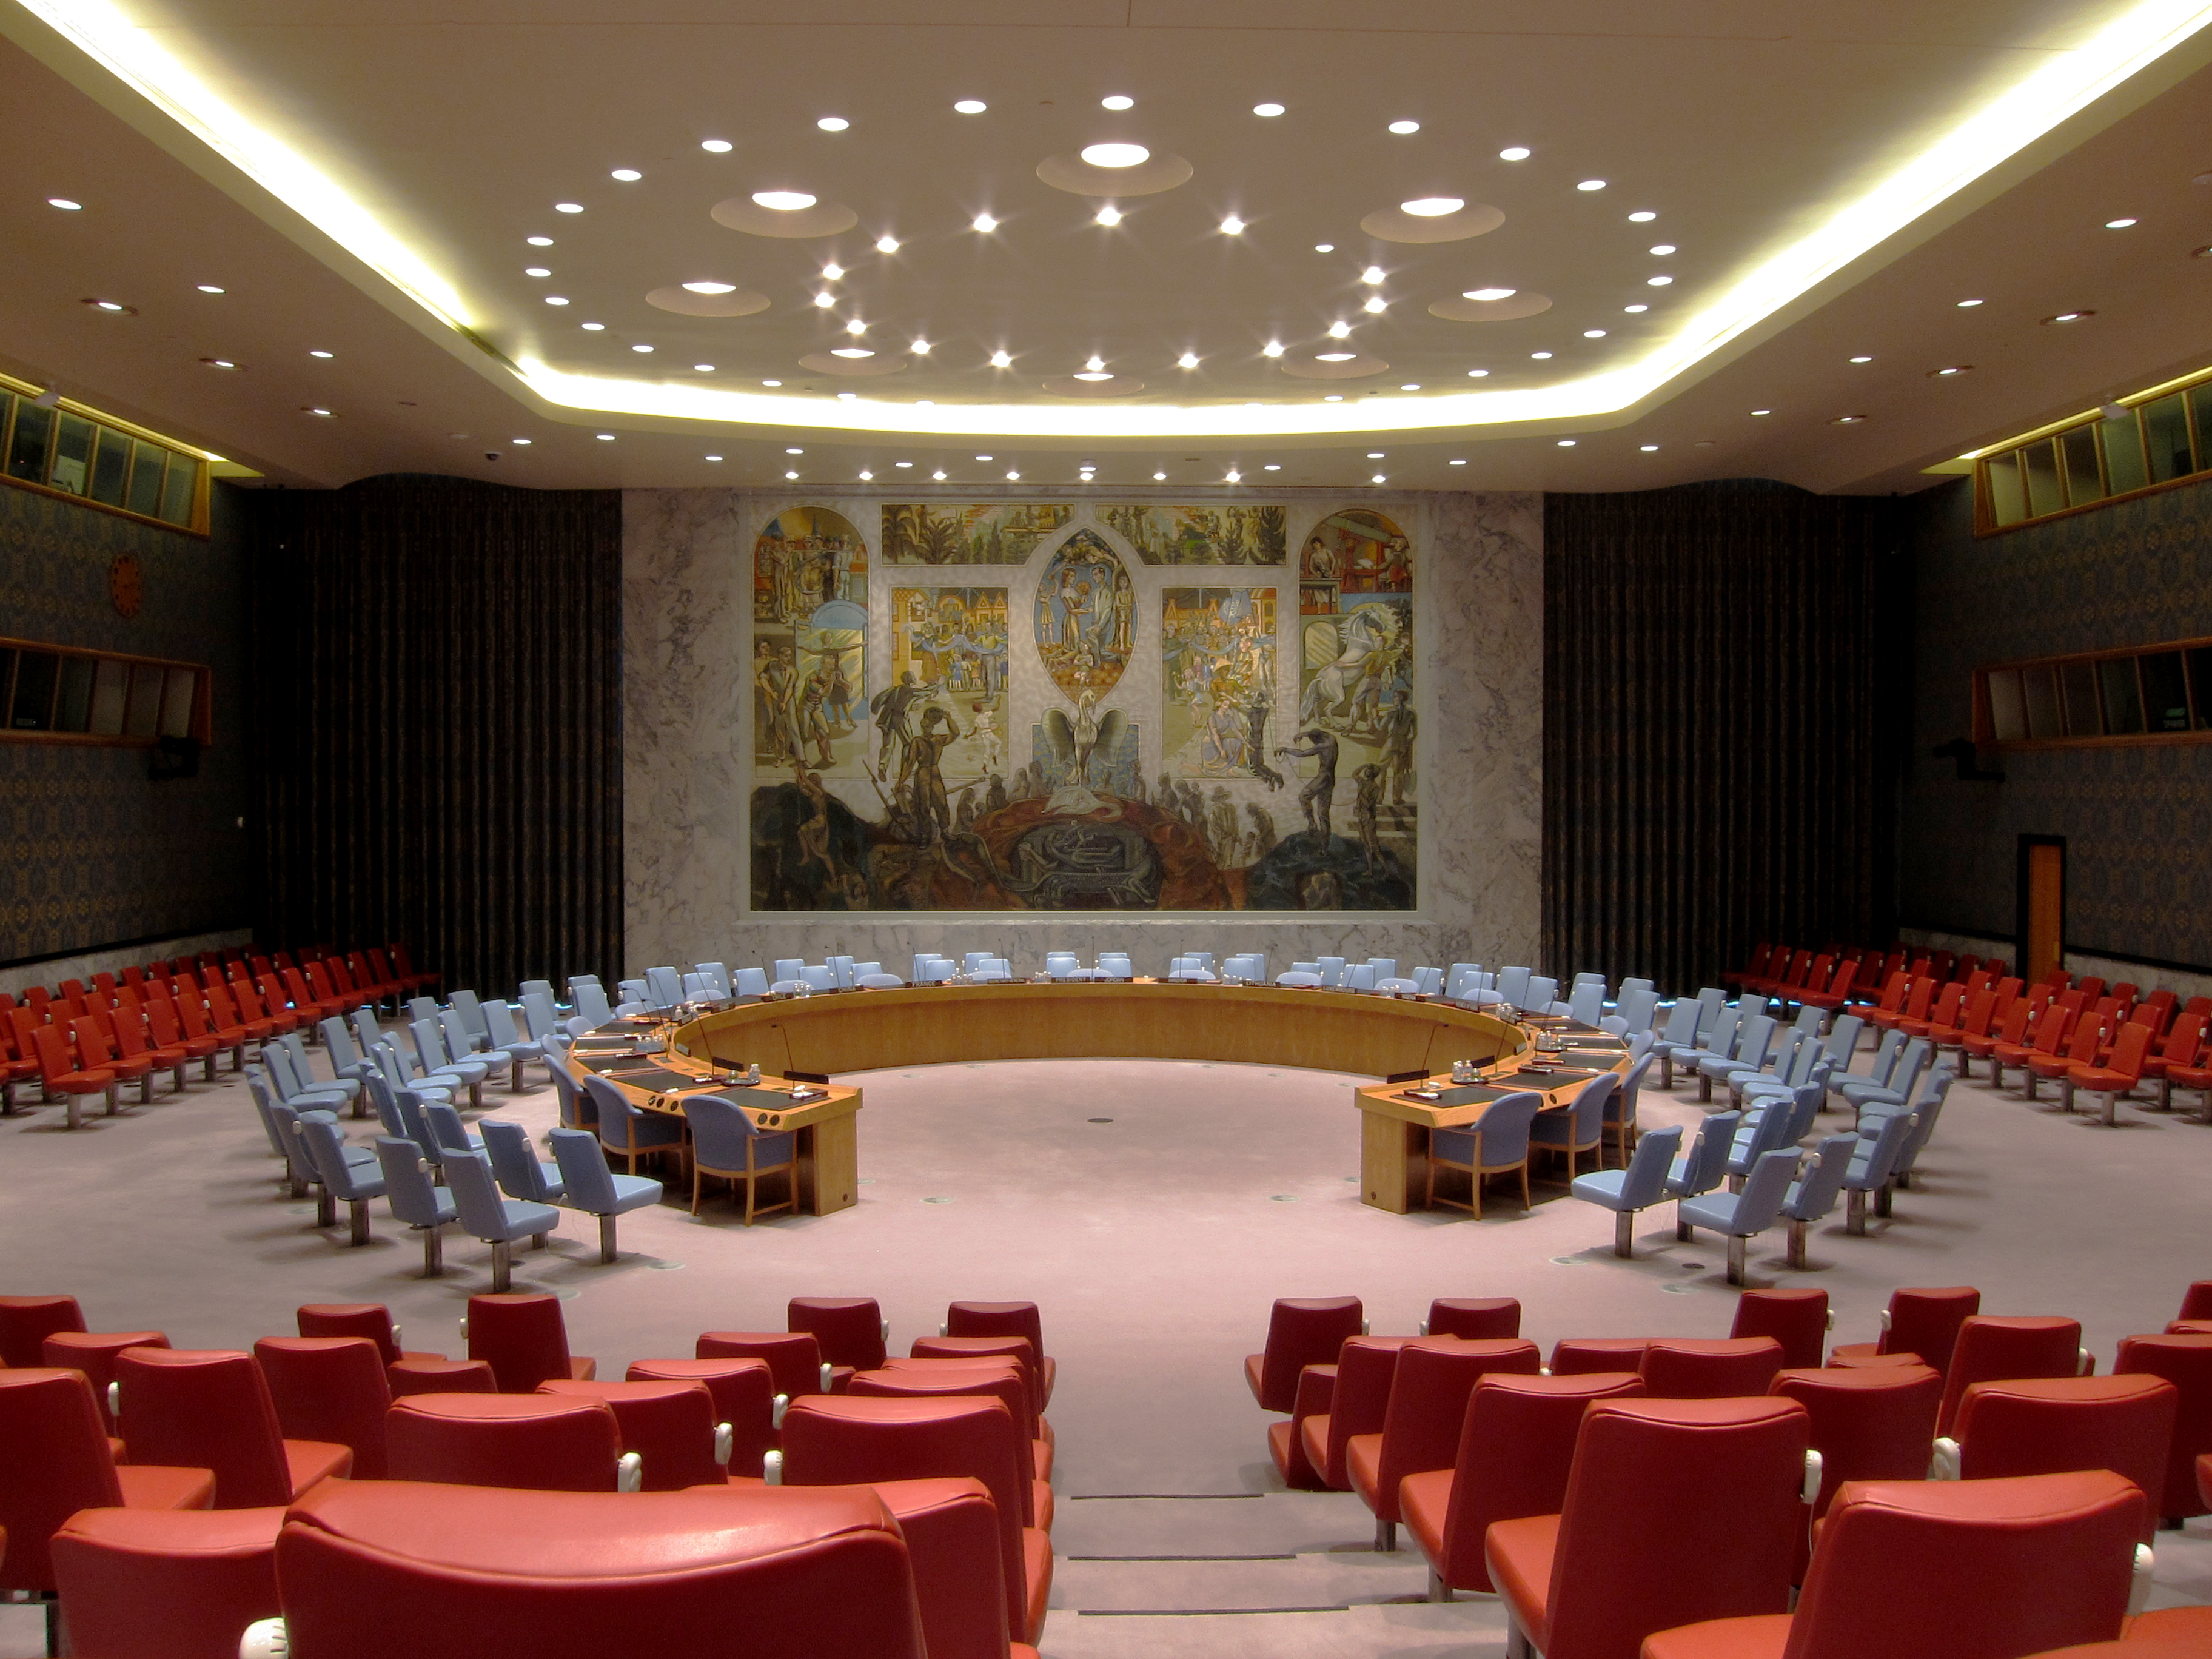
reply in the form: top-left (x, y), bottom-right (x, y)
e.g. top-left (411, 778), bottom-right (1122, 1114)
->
top-left (875, 234), bottom-right (899, 253)
top-left (1366, 451), bottom-right (1385, 458)
top-left (700, 138), bottom-right (732, 152)
top-left (976, 454), bottom-right (993, 460)
top-left (1387, 119), bottom-right (1420, 134)
top-left (858, 469), bottom-right (873, 480)
top-left (932, 469), bottom-right (947, 480)
top-left (581, 321), bottom-right (604, 330)
top-left (953, 98), bottom-right (988, 113)
top-left (786, 469), bottom-right (799, 479)
top-left (682, 282), bottom-right (745, 298)
top-left (1261, 341), bottom-right (1285, 357)
top-left (526, 235), bottom-right (554, 246)
top-left (1371, 472), bottom-right (1386, 483)
top-left (972, 212), bottom-right (997, 232)
top-left (512, 437), bottom-right (532, 445)
top-left (1327, 320), bottom-right (1352, 338)
top-left (47, 196), bottom-right (82, 210)
top-left (611, 168), bottom-right (642, 181)
top-left (1464, 287), bottom-right (1516, 302)
top-left (1153, 469), bottom-right (1167, 480)
top-left (1400, 383), bottom-right (1421, 390)
top-left (196, 283), bottom-right (225, 294)
top-left (1080, 355), bottom-right (1105, 373)
top-left (1081, 142), bottom-right (1149, 168)
top-left (1220, 215), bottom-right (1245, 235)
top-left (785, 447), bottom-right (805, 455)
top-left (525, 266), bottom-right (551, 277)
top-left (1751, 407), bottom-right (1771, 415)
top-left (596, 432), bottom-right (616, 440)
top-left (1094, 205), bottom-right (1123, 226)
top-left (1531, 350), bottom-right (1553, 359)
top-left (1225, 468), bottom-right (1242, 482)
top-left (1005, 469), bottom-right (1021, 480)
top-left (831, 347), bottom-right (874, 358)
top-left (838, 392), bottom-right (857, 400)
top-left (1640, 444), bottom-right (1659, 451)
top-left (1314, 242), bottom-right (1335, 253)
top-left (1929, 365), bottom-right (1974, 377)
top-left (1628, 210), bottom-right (1657, 222)
top-left (1646, 275), bottom-right (1673, 287)
top-left (84, 298), bottom-right (132, 312)
top-left (199, 358), bottom-right (239, 369)
top-left (1557, 439), bottom-right (1577, 447)
top-left (818, 116), bottom-right (850, 132)
top-left (1467, 368), bottom-right (1490, 377)
top-left (910, 338), bottom-right (931, 354)
top-left (1248, 101), bottom-right (1287, 118)
top-left (813, 292), bottom-right (837, 308)
top-left (895, 460), bottom-right (913, 468)
top-left (762, 378), bottom-right (782, 386)
top-left (1450, 458), bottom-right (1468, 465)
top-left (694, 363), bottom-right (714, 371)
top-left (555, 201), bottom-right (584, 213)
top-left (988, 351), bottom-right (1012, 368)
top-left (1583, 329), bottom-right (1607, 338)
top-left (1623, 303), bottom-right (1649, 313)
top-left (2105, 216), bottom-right (2137, 228)
top-left (705, 454), bottom-right (722, 462)
top-left (822, 263), bottom-right (845, 280)
top-left (1649, 243), bottom-right (1677, 256)
top-left (1832, 414), bottom-right (1866, 424)
top-left (545, 295), bottom-right (569, 305)
top-left (1498, 146), bottom-right (1532, 161)
top-left (1363, 296), bottom-right (1387, 313)
top-left (1401, 196), bottom-right (1464, 216)
top-left (1956, 297), bottom-right (1984, 307)
top-left (1315, 352), bottom-right (1356, 362)
top-left (2043, 310), bottom-right (2095, 323)
top-left (752, 190), bottom-right (817, 211)
top-left (845, 318), bottom-right (867, 334)
top-left (1101, 94), bottom-right (1134, 110)
top-left (309, 349), bottom-right (333, 358)
top-left (632, 343), bottom-right (654, 352)
top-left (1361, 266), bottom-right (1386, 284)
top-left (1576, 179), bottom-right (1607, 191)
top-left (303, 407), bottom-right (335, 417)
top-left (1323, 394), bottom-right (1343, 401)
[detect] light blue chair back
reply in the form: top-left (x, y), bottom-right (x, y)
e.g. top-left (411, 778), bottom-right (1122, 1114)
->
top-left (1889, 1070), bottom-right (1956, 1178)
top-left (1655, 1000), bottom-right (1702, 1048)
top-left (1730, 1149), bottom-right (1805, 1233)
top-left (480, 1118), bottom-right (563, 1202)
top-left (1614, 1123), bottom-right (1684, 1210)
top-left (1791, 1003), bottom-right (1827, 1038)
top-left (551, 1126), bottom-right (625, 1212)
top-left (1620, 977), bottom-right (1655, 997)
top-left (1887, 1039), bottom-right (1936, 1105)
top-left (1781, 1134), bottom-right (1857, 1224)
top-left (1524, 976), bottom-right (1558, 1011)
top-left (734, 968), bottom-right (770, 998)
top-left (298, 1117), bottom-right (383, 1203)
top-left (444, 1150), bottom-right (554, 1244)
top-left (1846, 1108), bottom-right (1917, 1192)
top-left (1703, 1004), bottom-right (1745, 1061)
top-left (1441, 1090), bottom-right (1542, 1167)
top-left (375, 1137), bottom-right (452, 1229)
top-left (1413, 967), bottom-right (1444, 996)
top-left (642, 967), bottom-right (682, 1010)
top-left (1495, 966), bottom-right (1532, 1005)
top-left (1614, 987), bottom-right (1660, 1034)
top-left (682, 973), bottom-right (712, 1002)
top-left (1097, 953), bottom-right (1133, 980)
top-left (1318, 956), bottom-right (1347, 988)
top-left (548, 1059), bottom-right (594, 1130)
top-left (800, 965), bottom-right (836, 990)
top-left (1568, 982), bottom-right (1606, 1024)
top-left (420, 1101), bottom-right (481, 1165)
top-left (1666, 1111), bottom-right (1743, 1198)
top-left (519, 978), bottom-right (559, 1008)
top-left (1823, 1014), bottom-right (1865, 1063)
top-left (695, 964), bottom-right (732, 999)
top-left (1045, 953), bottom-right (1079, 978)
top-left (1862, 1029), bottom-right (1906, 1088)
top-left (1348, 964), bottom-right (1376, 991)
top-left (451, 989), bottom-right (491, 1043)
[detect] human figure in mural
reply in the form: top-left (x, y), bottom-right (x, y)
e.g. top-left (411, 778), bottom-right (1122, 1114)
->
top-left (971, 699), bottom-right (1003, 774)
top-left (825, 648), bottom-right (859, 734)
top-left (755, 641), bottom-right (803, 766)
top-left (985, 772), bottom-right (1008, 814)
top-left (1278, 728), bottom-right (1340, 840)
top-left (1245, 693), bottom-right (1285, 788)
top-left (1245, 802), bottom-right (1278, 861)
top-left (1156, 770), bottom-right (1178, 818)
top-left (1114, 580), bottom-right (1134, 655)
top-left (1209, 788), bottom-right (1239, 865)
top-left (795, 670), bottom-right (834, 769)
top-left (1381, 694), bottom-right (1416, 806)
top-left (907, 705), bottom-right (962, 840)
top-left (1353, 763), bottom-right (1385, 871)
top-left (955, 784), bottom-right (978, 832)
top-left (794, 770), bottom-right (840, 883)
top-left (871, 670), bottom-right (927, 781)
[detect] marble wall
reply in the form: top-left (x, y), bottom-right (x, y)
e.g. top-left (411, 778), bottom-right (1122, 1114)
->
top-left (623, 488), bottom-right (1541, 977)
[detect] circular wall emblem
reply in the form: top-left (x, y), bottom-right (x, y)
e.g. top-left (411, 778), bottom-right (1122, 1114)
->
top-left (108, 553), bottom-right (142, 618)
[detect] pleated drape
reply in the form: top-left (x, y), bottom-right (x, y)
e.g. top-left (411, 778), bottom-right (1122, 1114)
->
top-left (1542, 481), bottom-right (1909, 994)
top-left (249, 475), bottom-right (623, 994)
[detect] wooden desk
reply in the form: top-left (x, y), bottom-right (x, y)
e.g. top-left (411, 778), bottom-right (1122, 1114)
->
top-left (557, 1043), bottom-right (863, 1216)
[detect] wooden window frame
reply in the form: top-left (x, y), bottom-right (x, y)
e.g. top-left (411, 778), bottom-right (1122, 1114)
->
top-left (0, 378), bottom-right (213, 539)
top-left (1972, 367), bottom-right (2211, 537)
top-left (0, 635), bottom-right (213, 749)
top-left (1973, 633), bottom-right (2212, 751)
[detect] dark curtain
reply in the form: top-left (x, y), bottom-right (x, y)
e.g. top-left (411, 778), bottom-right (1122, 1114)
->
top-left (1543, 481), bottom-right (1909, 994)
top-left (248, 475), bottom-right (623, 994)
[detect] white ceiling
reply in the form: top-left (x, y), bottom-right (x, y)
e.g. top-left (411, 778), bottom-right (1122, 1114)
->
top-left (3, 0), bottom-right (2210, 494)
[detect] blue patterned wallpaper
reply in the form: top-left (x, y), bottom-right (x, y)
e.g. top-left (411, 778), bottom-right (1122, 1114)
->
top-left (0, 481), bottom-right (253, 965)
top-left (1902, 475), bottom-right (2212, 967)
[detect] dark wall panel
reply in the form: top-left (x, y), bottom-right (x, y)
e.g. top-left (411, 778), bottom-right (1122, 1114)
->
top-left (1543, 481), bottom-right (1908, 993)
top-left (250, 475), bottom-right (623, 994)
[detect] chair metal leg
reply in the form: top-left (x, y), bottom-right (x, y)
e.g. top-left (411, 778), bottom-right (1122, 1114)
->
top-left (420, 1224), bottom-right (444, 1277)
top-left (1787, 1219), bottom-right (1808, 1270)
top-left (1506, 1615), bottom-right (1532, 1659)
top-left (1846, 1188), bottom-right (1867, 1235)
top-left (1374, 1518), bottom-right (1396, 1552)
top-left (1676, 1205), bottom-right (1694, 1242)
top-left (315, 1187), bottom-right (336, 1228)
top-left (1698, 1073), bottom-right (1714, 1102)
top-left (1427, 1567), bottom-right (1453, 1603)
top-left (599, 1213), bottom-right (620, 1264)
top-left (1875, 1181), bottom-right (1894, 1216)
top-left (138, 1074), bottom-right (155, 1105)
top-left (533, 1232), bottom-right (551, 1250)
top-left (347, 1199), bottom-right (370, 1245)
top-left (1660, 1054), bottom-right (1674, 1090)
top-left (1726, 1233), bottom-right (1748, 1285)
top-left (491, 1238), bottom-right (512, 1293)
top-left (2023, 1071), bottom-right (2038, 1100)
top-left (1614, 1210), bottom-right (1635, 1258)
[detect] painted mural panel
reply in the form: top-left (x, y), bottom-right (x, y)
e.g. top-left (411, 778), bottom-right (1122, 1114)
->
top-left (1033, 529), bottom-right (1136, 703)
top-left (882, 502), bottom-right (1071, 565)
top-left (754, 506), bottom-right (867, 622)
top-left (886, 587), bottom-right (1011, 797)
top-left (1299, 507), bottom-right (1410, 614)
top-left (1164, 587), bottom-right (1280, 784)
top-left (754, 598), bottom-right (868, 778)
top-left (1099, 504), bottom-right (1287, 564)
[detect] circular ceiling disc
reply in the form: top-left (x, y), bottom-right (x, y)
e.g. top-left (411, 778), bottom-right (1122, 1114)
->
top-left (1041, 375), bottom-right (1148, 396)
top-left (1358, 202), bottom-right (1505, 243)
top-left (1035, 150), bottom-right (1195, 198)
top-left (1278, 354), bottom-right (1390, 380)
top-left (646, 284), bottom-right (771, 317)
top-left (711, 196), bottom-right (860, 237)
top-left (1427, 292), bottom-right (1554, 321)
top-left (797, 352), bottom-right (910, 377)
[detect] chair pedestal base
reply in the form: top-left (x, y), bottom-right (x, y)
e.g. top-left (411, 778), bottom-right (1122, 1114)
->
top-left (1846, 1189), bottom-right (1868, 1235)
top-left (598, 1214), bottom-right (620, 1264)
top-left (1614, 1210), bottom-right (1635, 1258)
top-left (347, 1199), bottom-right (371, 1247)
top-left (491, 1238), bottom-right (514, 1292)
top-left (416, 1224), bottom-right (444, 1276)
top-left (1374, 1518), bottom-right (1395, 1552)
top-left (1725, 1233), bottom-right (1749, 1285)
top-left (1427, 1569), bottom-right (1453, 1603)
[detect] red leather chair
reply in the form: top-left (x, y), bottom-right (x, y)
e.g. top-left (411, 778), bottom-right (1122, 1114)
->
top-left (1245, 1296), bottom-right (1363, 1412)
top-left (1640, 1338), bottom-right (1785, 1399)
top-left (910, 1335), bottom-right (1045, 1415)
top-left (466, 1292), bottom-right (595, 1391)
top-left (780, 1394), bottom-right (1050, 1645)
top-left (947, 1301), bottom-right (1056, 1406)
top-left (2122, 1606), bottom-right (2212, 1647)
top-left (1298, 1335), bottom-right (1410, 1492)
top-left (873, 1478), bottom-right (1039, 1659)
top-left (276, 1480), bottom-right (927, 1659)
top-left (51, 1506), bottom-right (281, 1659)
top-left (1640, 1470), bottom-right (2147, 1659)
top-left (1425, 1297), bottom-right (1522, 1340)
top-left (883, 1355), bottom-right (1052, 1455)
top-left (43, 1329), bottom-right (169, 1430)
top-left (1937, 1316), bottom-right (2088, 1435)
top-left (112, 1348), bottom-right (350, 1507)
top-left (1347, 1337), bottom-right (1542, 1550)
top-left (1769, 1362), bottom-right (1943, 1579)
top-left (2179, 1282), bottom-right (2212, 1324)
top-left (2114, 1333), bottom-right (2212, 1521)
top-left (387, 1356), bottom-right (498, 1396)
top-left (1403, 1371), bottom-right (1646, 1597)
top-left (253, 1337), bottom-right (394, 1479)
top-left (541, 1379), bottom-right (726, 1489)
top-left (0, 1295), bottom-right (85, 1367)
top-left (790, 1296), bottom-right (888, 1379)
top-left (1731, 1288), bottom-right (1828, 1371)
top-left (296, 1302), bottom-right (440, 1370)
top-left (628, 1357), bottom-right (779, 1480)
top-left (0, 1367), bottom-right (214, 1651)
top-left (1948, 1375), bottom-right (2176, 1540)
top-left (699, 1330), bottom-right (832, 1399)
top-left (1551, 1337), bottom-right (1655, 1376)
top-left (1830, 1286), bottom-right (1980, 1375)
top-left (849, 1364), bottom-right (1051, 1528)
top-left (386, 1392), bottom-right (630, 1491)
top-left (1267, 1358), bottom-right (1339, 1489)
top-left (1487, 1396), bottom-right (1809, 1659)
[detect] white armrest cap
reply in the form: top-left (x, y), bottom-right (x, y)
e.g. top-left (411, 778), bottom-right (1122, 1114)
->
top-left (617, 1451), bottom-right (643, 1493)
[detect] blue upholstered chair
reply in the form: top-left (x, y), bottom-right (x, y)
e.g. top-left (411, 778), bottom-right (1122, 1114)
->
top-left (420, 1101), bottom-right (487, 1182)
top-left (1696, 1013), bottom-right (1778, 1102)
top-left (1426, 1090), bottom-right (1543, 1216)
top-left (315, 1017), bottom-right (384, 1089)
top-left (375, 1134), bottom-right (457, 1276)
top-left (643, 966), bottom-right (685, 1009)
top-left (694, 962), bottom-right (732, 999)
top-left (1045, 952), bottom-right (1081, 979)
top-left (857, 973), bottom-right (905, 989)
top-left (566, 980), bottom-right (614, 1035)
top-left (247, 1070), bottom-right (332, 1198)
top-left (520, 977), bottom-right (565, 1013)
top-left (1842, 1108), bottom-right (1917, 1234)
top-left (800, 964), bottom-right (837, 990)
top-left (1663, 1109), bottom-right (1743, 1238)
top-left (480, 1118), bottom-right (566, 1205)
top-left (1096, 952), bottom-right (1134, 980)
top-left (1841, 1039), bottom-right (1936, 1121)
top-left (481, 998), bottom-right (546, 1086)
top-left (447, 988), bottom-right (495, 1050)
top-left (1494, 966), bottom-right (1533, 1006)
top-left (1317, 955), bottom-right (1348, 988)
top-left (1568, 981), bottom-right (1607, 1025)
top-left (409, 1017), bottom-right (489, 1106)
top-left (1649, 995), bottom-right (1711, 1090)
top-left (732, 967), bottom-right (771, 998)
top-left (1413, 966), bottom-right (1444, 996)
top-left (443, 1149), bottom-right (560, 1293)
top-left (1570, 1123), bottom-right (1684, 1258)
top-left (1777, 1133), bottom-right (1857, 1268)
top-left (1677, 1147), bottom-right (1805, 1284)
top-left (1878, 1068), bottom-right (1957, 1194)
top-left (1604, 1052), bottom-right (1657, 1164)
top-left (443, 1008), bottom-right (521, 1091)
top-left (1276, 971), bottom-right (1323, 988)
top-left (680, 1096), bottom-right (796, 1225)
top-left (1832, 1028), bottom-right (1906, 1108)
top-left (276, 1031), bottom-right (362, 1113)
top-left (583, 1073), bottom-right (687, 1176)
top-left (1726, 1079), bottom-right (1819, 1188)
top-left (1530, 1072), bottom-right (1617, 1181)
top-left (260, 1043), bottom-right (352, 1114)
top-left (296, 1115), bottom-right (387, 1245)
top-left (550, 1127), bottom-right (665, 1261)
top-left (1347, 963), bottom-right (1378, 991)
top-left (547, 1057), bottom-right (596, 1131)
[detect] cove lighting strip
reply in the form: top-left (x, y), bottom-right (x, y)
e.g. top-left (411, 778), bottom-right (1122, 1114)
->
top-left (16, 0), bottom-right (2212, 442)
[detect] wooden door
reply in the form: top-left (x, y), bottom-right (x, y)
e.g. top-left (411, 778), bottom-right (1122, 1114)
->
top-left (2019, 837), bottom-right (2065, 982)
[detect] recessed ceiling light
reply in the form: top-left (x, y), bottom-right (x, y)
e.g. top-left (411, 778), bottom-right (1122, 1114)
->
top-left (1751, 407), bottom-right (1771, 415)
top-left (309, 349), bottom-right (333, 358)
top-left (1225, 469), bottom-right (1242, 482)
top-left (48, 196), bottom-right (82, 210)
top-left (1956, 297), bottom-right (1983, 307)
top-left (1321, 321), bottom-right (1349, 340)
top-left (1583, 329), bottom-right (1607, 338)
top-left (813, 292), bottom-right (836, 308)
top-left (1253, 102), bottom-right (1285, 117)
top-left (752, 190), bottom-right (817, 211)
top-left (1363, 296), bottom-right (1387, 314)
top-left (972, 213), bottom-right (997, 232)
top-left (1928, 364), bottom-right (1974, 377)
top-left (1557, 439), bottom-right (1577, 447)
top-left (1463, 286), bottom-right (1516, 301)
top-left (831, 347), bottom-right (874, 358)
top-left (1082, 142), bottom-right (1148, 168)
top-left (1360, 266), bottom-right (1386, 285)
top-left (596, 432), bottom-right (616, 440)
top-left (822, 264), bottom-right (845, 280)
top-left (1401, 196), bottom-right (1464, 216)
top-left (631, 343), bottom-right (654, 353)
top-left (1101, 95), bottom-right (1134, 110)
top-left (1847, 355), bottom-right (1873, 363)
top-left (694, 363), bottom-right (714, 372)
top-left (701, 138), bottom-right (732, 152)
top-left (1220, 215), bottom-right (1245, 235)
top-left (2043, 310), bottom-right (2094, 323)
top-left (545, 295), bottom-right (569, 305)
top-left (511, 437), bottom-right (531, 444)
top-left (1640, 444), bottom-right (1659, 451)
top-left (611, 168), bottom-right (642, 181)
top-left (932, 469), bottom-right (948, 480)
top-left (1498, 146), bottom-right (1531, 161)
top-left (705, 454), bottom-right (723, 461)
top-left (1649, 244), bottom-right (1677, 256)
top-left (1006, 469), bottom-right (1021, 480)
top-left (1323, 394), bottom-right (1344, 401)
top-left (581, 321), bottom-right (605, 330)
top-left (1176, 351), bottom-right (1200, 369)
top-left (1371, 472), bottom-right (1386, 482)
top-left (1450, 458), bottom-right (1467, 466)
top-left (1262, 463), bottom-right (1281, 471)
top-left (817, 117), bottom-right (850, 132)
top-left (682, 280), bottom-right (736, 294)
top-left (1531, 350), bottom-right (1553, 360)
top-left (875, 234), bottom-right (899, 253)
top-left (1647, 275), bottom-right (1672, 286)
top-left (199, 357), bottom-right (239, 369)
top-left (1628, 210), bottom-right (1657, 223)
top-left (894, 460), bottom-right (913, 468)
top-left (196, 283), bottom-right (224, 293)
top-left (1623, 303), bottom-right (1649, 313)
top-left (2105, 216), bottom-right (2137, 228)
top-left (845, 318), bottom-right (867, 335)
top-left (857, 469), bottom-right (873, 479)
top-left (910, 339), bottom-right (931, 354)
top-left (1400, 383), bottom-right (1421, 390)
top-left (785, 469), bottom-right (799, 479)
top-left (1082, 355), bottom-right (1107, 373)
top-left (1387, 119), bottom-right (1420, 135)
top-left (1467, 368), bottom-right (1490, 377)
top-left (1262, 341), bottom-right (1285, 357)
top-left (303, 406), bottom-right (335, 417)
top-left (1315, 352), bottom-right (1356, 362)
top-left (1832, 414), bottom-right (1866, 424)
top-left (525, 266), bottom-right (552, 278)
top-left (976, 454), bottom-right (993, 460)
top-left (1094, 205), bottom-right (1124, 226)
top-left (954, 99), bottom-right (987, 114)
top-left (762, 378), bottom-right (782, 386)
top-left (84, 298), bottom-right (132, 312)
top-left (1153, 469), bottom-right (1167, 479)
top-left (1314, 242), bottom-right (1335, 253)
top-left (1576, 179), bottom-right (1606, 191)
top-left (526, 235), bottom-right (554, 246)
top-left (786, 447), bottom-right (804, 454)
top-left (1366, 451), bottom-right (1385, 458)
top-left (555, 202), bottom-right (583, 213)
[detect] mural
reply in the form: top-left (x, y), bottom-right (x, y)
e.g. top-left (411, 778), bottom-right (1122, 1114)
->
top-left (754, 506), bottom-right (867, 623)
top-left (1099, 504), bottom-right (1287, 565)
top-left (883, 503), bottom-right (1072, 565)
top-left (1033, 530), bottom-right (1136, 703)
top-left (749, 501), bottom-right (1415, 914)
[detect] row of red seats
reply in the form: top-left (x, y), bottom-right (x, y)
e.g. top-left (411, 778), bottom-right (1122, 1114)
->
top-left (1247, 1284), bottom-right (2212, 1657)
top-left (0, 1290), bottom-right (1056, 1659)
top-left (8, 942), bottom-right (436, 1018)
